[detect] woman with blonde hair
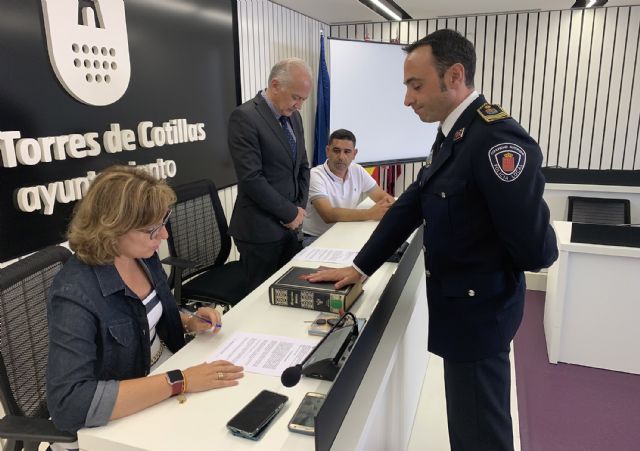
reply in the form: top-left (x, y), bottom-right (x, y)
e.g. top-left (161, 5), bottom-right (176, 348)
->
top-left (47, 166), bottom-right (243, 438)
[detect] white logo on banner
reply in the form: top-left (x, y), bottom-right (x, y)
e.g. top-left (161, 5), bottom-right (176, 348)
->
top-left (41, 0), bottom-right (131, 106)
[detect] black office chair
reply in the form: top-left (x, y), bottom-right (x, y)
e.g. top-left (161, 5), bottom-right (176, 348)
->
top-left (0, 246), bottom-right (76, 451)
top-left (164, 179), bottom-right (248, 312)
top-left (567, 196), bottom-right (631, 225)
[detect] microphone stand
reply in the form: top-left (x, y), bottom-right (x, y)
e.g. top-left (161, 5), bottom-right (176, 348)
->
top-left (281, 311), bottom-right (360, 387)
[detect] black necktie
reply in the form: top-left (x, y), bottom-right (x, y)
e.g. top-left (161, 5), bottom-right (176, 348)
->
top-left (430, 127), bottom-right (445, 164)
top-left (279, 116), bottom-right (297, 160)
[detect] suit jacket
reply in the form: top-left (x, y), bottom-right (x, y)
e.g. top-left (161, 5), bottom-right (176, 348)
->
top-left (354, 95), bottom-right (558, 362)
top-left (228, 92), bottom-right (310, 243)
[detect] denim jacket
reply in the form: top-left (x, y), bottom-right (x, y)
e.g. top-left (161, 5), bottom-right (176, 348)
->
top-left (47, 253), bottom-right (185, 433)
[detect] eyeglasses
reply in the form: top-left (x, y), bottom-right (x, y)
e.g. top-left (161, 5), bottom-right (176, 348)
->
top-left (142, 209), bottom-right (172, 240)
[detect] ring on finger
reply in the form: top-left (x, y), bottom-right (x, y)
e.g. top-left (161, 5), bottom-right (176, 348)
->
top-left (217, 371), bottom-right (224, 380)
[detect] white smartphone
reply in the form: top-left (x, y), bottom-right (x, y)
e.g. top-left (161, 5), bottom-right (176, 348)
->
top-left (288, 392), bottom-right (326, 435)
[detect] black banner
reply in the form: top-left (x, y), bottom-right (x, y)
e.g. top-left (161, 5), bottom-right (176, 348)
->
top-left (0, 0), bottom-right (239, 261)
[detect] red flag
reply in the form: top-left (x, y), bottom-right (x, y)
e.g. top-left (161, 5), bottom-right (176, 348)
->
top-left (385, 164), bottom-right (402, 196)
top-left (365, 166), bottom-right (380, 184)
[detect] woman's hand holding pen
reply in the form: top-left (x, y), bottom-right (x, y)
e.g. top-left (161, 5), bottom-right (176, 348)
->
top-left (179, 308), bottom-right (243, 392)
top-left (181, 307), bottom-right (222, 336)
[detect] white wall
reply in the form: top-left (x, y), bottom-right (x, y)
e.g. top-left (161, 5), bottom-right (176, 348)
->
top-left (330, 6), bottom-right (640, 171)
top-left (236, 0), bottom-right (327, 162)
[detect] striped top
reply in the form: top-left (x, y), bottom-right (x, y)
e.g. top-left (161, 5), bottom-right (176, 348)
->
top-left (141, 289), bottom-right (163, 355)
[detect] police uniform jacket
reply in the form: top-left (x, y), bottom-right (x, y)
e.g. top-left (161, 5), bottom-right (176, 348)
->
top-left (354, 95), bottom-right (558, 362)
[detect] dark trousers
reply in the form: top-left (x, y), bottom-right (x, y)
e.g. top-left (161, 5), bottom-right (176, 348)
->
top-left (443, 351), bottom-right (514, 451)
top-left (235, 231), bottom-right (301, 292)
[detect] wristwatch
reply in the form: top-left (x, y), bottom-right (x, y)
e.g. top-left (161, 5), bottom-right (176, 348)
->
top-left (165, 370), bottom-right (185, 397)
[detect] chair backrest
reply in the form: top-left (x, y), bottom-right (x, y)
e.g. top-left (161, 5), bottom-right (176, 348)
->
top-left (0, 245), bottom-right (71, 419)
top-left (166, 179), bottom-right (232, 283)
top-left (567, 196), bottom-right (631, 225)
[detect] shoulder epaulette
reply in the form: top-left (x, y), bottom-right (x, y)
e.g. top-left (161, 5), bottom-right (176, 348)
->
top-left (477, 103), bottom-right (510, 123)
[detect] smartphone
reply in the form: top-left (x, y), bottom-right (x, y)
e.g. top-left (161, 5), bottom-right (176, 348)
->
top-left (288, 392), bottom-right (327, 435)
top-left (227, 390), bottom-right (288, 440)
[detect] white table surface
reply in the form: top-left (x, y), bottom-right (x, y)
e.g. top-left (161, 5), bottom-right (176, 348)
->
top-left (78, 212), bottom-right (429, 450)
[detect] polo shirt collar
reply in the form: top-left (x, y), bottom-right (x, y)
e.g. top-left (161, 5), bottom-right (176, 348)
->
top-left (322, 160), bottom-right (350, 182)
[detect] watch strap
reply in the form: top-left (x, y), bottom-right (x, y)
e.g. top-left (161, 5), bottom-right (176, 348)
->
top-left (165, 369), bottom-right (184, 397)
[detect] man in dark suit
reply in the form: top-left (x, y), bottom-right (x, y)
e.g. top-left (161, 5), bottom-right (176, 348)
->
top-left (228, 58), bottom-right (311, 291)
top-left (305, 30), bottom-right (558, 451)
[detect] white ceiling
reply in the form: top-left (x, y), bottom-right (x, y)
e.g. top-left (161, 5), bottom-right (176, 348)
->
top-left (272, 0), bottom-right (639, 24)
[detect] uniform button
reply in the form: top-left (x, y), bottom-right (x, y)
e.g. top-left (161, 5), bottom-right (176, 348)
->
top-left (142, 330), bottom-right (146, 335)
top-left (440, 192), bottom-right (446, 198)
top-left (425, 270), bottom-right (431, 278)
top-left (468, 289), bottom-right (475, 297)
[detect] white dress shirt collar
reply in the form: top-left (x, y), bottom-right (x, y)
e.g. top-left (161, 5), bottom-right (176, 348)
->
top-left (440, 90), bottom-right (479, 137)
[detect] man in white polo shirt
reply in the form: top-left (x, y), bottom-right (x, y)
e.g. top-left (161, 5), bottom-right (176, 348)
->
top-left (302, 129), bottom-right (394, 246)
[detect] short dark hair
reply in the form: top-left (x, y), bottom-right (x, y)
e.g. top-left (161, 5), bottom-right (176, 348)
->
top-left (328, 129), bottom-right (356, 146)
top-left (403, 29), bottom-right (476, 88)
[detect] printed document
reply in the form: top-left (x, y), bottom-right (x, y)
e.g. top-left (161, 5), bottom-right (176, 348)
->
top-left (293, 247), bottom-right (358, 265)
top-left (207, 332), bottom-right (315, 377)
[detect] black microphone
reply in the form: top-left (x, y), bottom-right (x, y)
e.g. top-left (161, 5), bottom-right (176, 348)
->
top-left (280, 363), bottom-right (304, 388)
top-left (280, 312), bottom-right (358, 387)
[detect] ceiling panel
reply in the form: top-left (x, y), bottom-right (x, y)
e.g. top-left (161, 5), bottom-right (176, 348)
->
top-left (403, 0), bottom-right (637, 19)
top-left (273, 0), bottom-right (639, 24)
top-left (272, 0), bottom-right (381, 24)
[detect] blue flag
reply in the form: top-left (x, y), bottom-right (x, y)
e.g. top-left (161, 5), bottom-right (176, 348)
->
top-left (313, 34), bottom-right (330, 168)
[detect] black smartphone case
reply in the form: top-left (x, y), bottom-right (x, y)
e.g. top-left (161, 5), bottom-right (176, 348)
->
top-left (227, 390), bottom-right (288, 440)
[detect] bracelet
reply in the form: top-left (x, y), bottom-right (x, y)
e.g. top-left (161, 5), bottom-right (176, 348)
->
top-left (181, 370), bottom-right (187, 394)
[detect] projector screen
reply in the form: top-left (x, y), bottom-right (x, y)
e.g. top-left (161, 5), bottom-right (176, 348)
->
top-left (329, 39), bottom-right (438, 164)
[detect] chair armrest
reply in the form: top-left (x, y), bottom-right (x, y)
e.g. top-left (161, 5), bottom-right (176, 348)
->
top-left (0, 416), bottom-right (76, 443)
top-left (161, 256), bottom-right (198, 269)
top-left (161, 256), bottom-right (199, 306)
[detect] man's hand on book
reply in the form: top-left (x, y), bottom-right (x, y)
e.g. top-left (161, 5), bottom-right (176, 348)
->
top-left (303, 266), bottom-right (361, 290)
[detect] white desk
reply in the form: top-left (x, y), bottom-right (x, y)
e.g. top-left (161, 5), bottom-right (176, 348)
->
top-left (544, 221), bottom-right (640, 374)
top-left (543, 183), bottom-right (640, 224)
top-left (78, 218), bottom-right (428, 450)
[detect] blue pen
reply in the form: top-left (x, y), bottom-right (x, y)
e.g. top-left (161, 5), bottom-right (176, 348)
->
top-left (181, 309), bottom-right (222, 329)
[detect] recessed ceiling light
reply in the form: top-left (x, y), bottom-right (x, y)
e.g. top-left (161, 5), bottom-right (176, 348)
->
top-left (572, 0), bottom-right (608, 7)
top-left (358, 0), bottom-right (412, 21)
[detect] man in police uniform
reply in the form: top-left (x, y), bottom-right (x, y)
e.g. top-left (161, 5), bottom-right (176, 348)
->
top-left (305, 29), bottom-right (558, 451)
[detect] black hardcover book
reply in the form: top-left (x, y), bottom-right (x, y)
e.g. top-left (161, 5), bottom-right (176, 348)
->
top-left (269, 266), bottom-right (363, 313)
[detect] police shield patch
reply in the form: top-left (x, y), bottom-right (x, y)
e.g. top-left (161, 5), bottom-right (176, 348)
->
top-left (488, 143), bottom-right (526, 182)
